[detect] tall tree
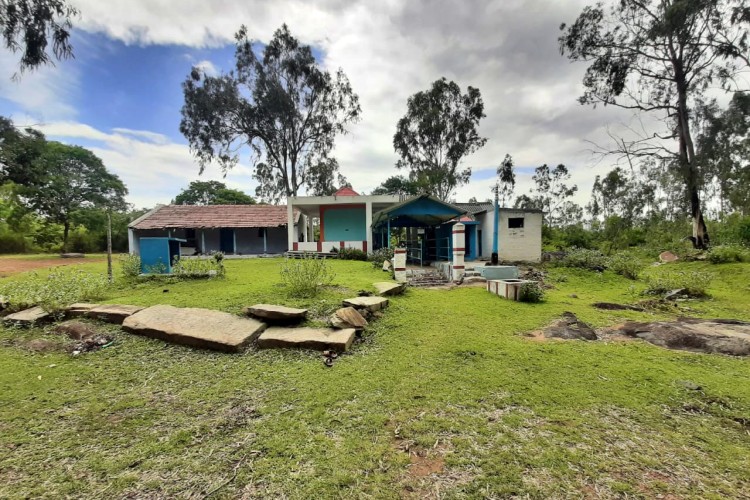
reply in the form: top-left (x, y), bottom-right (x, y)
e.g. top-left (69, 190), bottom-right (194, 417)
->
top-left (21, 142), bottom-right (127, 251)
top-left (495, 153), bottom-right (516, 206)
top-left (306, 158), bottom-right (350, 196)
top-left (0, 0), bottom-right (78, 75)
top-left (173, 180), bottom-right (255, 205)
top-left (180, 24), bottom-right (361, 203)
top-left (526, 164), bottom-right (580, 227)
top-left (393, 77), bottom-right (487, 200)
top-left (560, 0), bottom-right (750, 248)
top-left (0, 116), bottom-right (46, 184)
top-left (371, 175), bottom-right (421, 196)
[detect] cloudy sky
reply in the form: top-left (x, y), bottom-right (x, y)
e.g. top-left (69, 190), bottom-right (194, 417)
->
top-left (0, 0), bottom-right (641, 208)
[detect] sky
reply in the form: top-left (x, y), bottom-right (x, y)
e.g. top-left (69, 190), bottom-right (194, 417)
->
top-left (0, 0), bottom-right (646, 209)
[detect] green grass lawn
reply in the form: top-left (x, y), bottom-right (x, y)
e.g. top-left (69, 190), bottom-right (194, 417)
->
top-left (1, 258), bottom-right (749, 498)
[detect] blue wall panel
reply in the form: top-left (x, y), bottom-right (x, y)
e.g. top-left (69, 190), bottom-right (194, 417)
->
top-left (323, 206), bottom-right (366, 241)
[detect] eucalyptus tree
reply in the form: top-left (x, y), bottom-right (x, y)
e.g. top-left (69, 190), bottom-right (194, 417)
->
top-left (393, 78), bottom-right (487, 200)
top-left (560, 0), bottom-right (750, 248)
top-left (181, 24), bottom-right (361, 203)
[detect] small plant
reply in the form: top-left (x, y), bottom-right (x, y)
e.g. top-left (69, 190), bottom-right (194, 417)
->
top-left (119, 253), bottom-right (142, 279)
top-left (707, 244), bottom-right (750, 264)
top-left (558, 248), bottom-right (608, 271)
top-left (518, 281), bottom-right (545, 303)
top-left (369, 247), bottom-right (394, 269)
top-left (172, 256), bottom-right (226, 279)
top-left (337, 247), bottom-right (368, 261)
top-left (0, 268), bottom-right (110, 314)
top-left (644, 270), bottom-right (713, 297)
top-left (608, 253), bottom-right (642, 280)
top-left (279, 253), bottom-right (336, 298)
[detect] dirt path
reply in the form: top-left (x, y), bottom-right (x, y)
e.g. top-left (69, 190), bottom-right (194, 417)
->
top-left (0, 257), bottom-right (105, 278)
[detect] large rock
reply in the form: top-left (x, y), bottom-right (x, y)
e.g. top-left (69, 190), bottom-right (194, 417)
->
top-left (330, 307), bottom-right (368, 330)
top-left (543, 312), bottom-right (597, 341)
top-left (343, 296), bottom-right (389, 312)
top-left (85, 304), bottom-right (143, 324)
top-left (66, 303), bottom-right (100, 318)
top-left (606, 318), bottom-right (750, 356)
top-left (243, 304), bottom-right (308, 323)
top-left (122, 305), bottom-right (266, 352)
top-left (257, 327), bottom-right (356, 352)
top-left (3, 306), bottom-right (50, 326)
top-left (373, 282), bottom-right (406, 296)
top-left (53, 320), bottom-right (100, 340)
top-left (659, 251), bottom-right (679, 263)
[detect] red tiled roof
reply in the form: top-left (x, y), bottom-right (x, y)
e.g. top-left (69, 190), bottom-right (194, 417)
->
top-left (131, 205), bottom-right (299, 230)
top-left (334, 187), bottom-right (359, 196)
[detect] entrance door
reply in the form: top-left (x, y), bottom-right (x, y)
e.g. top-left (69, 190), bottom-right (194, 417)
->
top-left (465, 226), bottom-right (472, 259)
top-left (477, 229), bottom-right (482, 257)
top-left (219, 228), bottom-right (235, 254)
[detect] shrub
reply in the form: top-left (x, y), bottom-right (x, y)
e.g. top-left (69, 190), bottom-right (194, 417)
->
top-left (608, 253), bottom-right (642, 280)
top-left (707, 244), bottom-right (750, 264)
top-left (369, 247), bottom-right (394, 269)
top-left (119, 253), bottom-right (142, 279)
top-left (0, 268), bottom-right (110, 314)
top-left (518, 281), bottom-right (545, 303)
top-left (337, 247), bottom-right (368, 261)
top-left (644, 270), bottom-right (713, 297)
top-left (279, 253), bottom-right (336, 298)
top-left (172, 255), bottom-right (226, 279)
top-left (558, 248), bottom-right (608, 271)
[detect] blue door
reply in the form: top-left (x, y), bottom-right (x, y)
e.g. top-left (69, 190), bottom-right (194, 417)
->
top-left (219, 228), bottom-right (235, 253)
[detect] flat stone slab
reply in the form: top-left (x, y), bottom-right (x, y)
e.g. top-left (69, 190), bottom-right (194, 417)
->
top-left (257, 327), bottom-right (356, 352)
top-left (243, 304), bottom-right (307, 323)
top-left (66, 303), bottom-right (101, 318)
top-left (60, 253), bottom-right (85, 259)
top-left (122, 305), bottom-right (266, 352)
top-left (342, 296), bottom-right (389, 312)
top-left (330, 307), bottom-right (368, 329)
top-left (543, 312), bottom-right (597, 341)
top-left (85, 304), bottom-right (144, 324)
top-left (605, 318), bottom-right (750, 356)
top-left (373, 282), bottom-right (406, 296)
top-left (3, 306), bottom-right (50, 326)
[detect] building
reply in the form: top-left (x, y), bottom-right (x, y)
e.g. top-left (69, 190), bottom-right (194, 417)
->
top-left (287, 190), bottom-right (543, 263)
top-left (128, 204), bottom-right (301, 256)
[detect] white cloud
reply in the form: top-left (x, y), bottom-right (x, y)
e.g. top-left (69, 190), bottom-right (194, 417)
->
top-left (193, 60), bottom-right (219, 77)
top-left (9, 0), bottom-right (684, 209)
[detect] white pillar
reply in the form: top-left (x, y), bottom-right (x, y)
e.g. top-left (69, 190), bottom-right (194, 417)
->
top-left (365, 201), bottom-right (373, 254)
top-left (287, 200), bottom-right (295, 250)
top-left (451, 223), bottom-right (465, 282)
top-left (128, 228), bottom-right (137, 255)
top-left (394, 248), bottom-right (407, 282)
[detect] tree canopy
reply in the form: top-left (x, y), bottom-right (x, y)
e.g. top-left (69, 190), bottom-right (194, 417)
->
top-left (180, 24), bottom-right (361, 203)
top-left (0, 0), bottom-right (78, 75)
top-left (370, 175), bottom-right (421, 196)
top-left (173, 180), bottom-right (256, 205)
top-left (495, 154), bottom-right (515, 206)
top-left (559, 0), bottom-right (750, 248)
top-left (393, 78), bottom-right (487, 201)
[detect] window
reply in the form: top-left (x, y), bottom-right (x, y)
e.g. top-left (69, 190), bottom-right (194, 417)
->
top-left (508, 217), bottom-right (524, 229)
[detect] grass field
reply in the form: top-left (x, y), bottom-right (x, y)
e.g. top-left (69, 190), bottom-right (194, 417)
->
top-left (1, 257), bottom-right (749, 498)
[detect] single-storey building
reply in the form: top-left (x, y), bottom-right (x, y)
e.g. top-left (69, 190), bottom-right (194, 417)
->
top-left (128, 204), bottom-right (301, 256)
top-left (287, 189), bottom-right (543, 262)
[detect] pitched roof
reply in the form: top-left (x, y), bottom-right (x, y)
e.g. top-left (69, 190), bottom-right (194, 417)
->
top-left (455, 202), bottom-right (495, 215)
top-left (334, 186), bottom-right (360, 196)
top-left (130, 205), bottom-right (300, 230)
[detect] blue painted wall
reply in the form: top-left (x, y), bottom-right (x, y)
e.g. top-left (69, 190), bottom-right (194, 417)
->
top-left (140, 238), bottom-right (172, 273)
top-left (323, 206), bottom-right (366, 240)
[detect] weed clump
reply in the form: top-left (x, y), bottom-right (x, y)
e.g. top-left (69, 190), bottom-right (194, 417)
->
top-left (707, 244), bottom-right (750, 264)
top-left (608, 253), bottom-right (643, 280)
top-left (369, 247), bottom-right (394, 269)
top-left (335, 247), bottom-right (368, 261)
top-left (0, 268), bottom-right (109, 313)
top-left (644, 270), bottom-right (713, 297)
top-left (279, 253), bottom-right (336, 298)
top-left (119, 253), bottom-right (142, 279)
top-left (559, 248), bottom-right (608, 271)
top-left (518, 281), bottom-right (545, 303)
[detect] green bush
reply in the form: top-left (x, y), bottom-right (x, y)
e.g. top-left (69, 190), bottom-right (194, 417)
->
top-left (0, 267), bottom-right (110, 313)
top-left (337, 247), bottom-right (368, 261)
top-left (119, 253), bottom-right (142, 279)
top-left (279, 253), bottom-right (336, 298)
top-left (0, 231), bottom-right (30, 253)
top-left (369, 247), bottom-right (394, 269)
top-left (608, 253), bottom-right (642, 280)
top-left (644, 270), bottom-right (713, 297)
top-left (518, 281), bottom-right (545, 303)
top-left (558, 248), bottom-right (608, 271)
top-left (172, 255), bottom-right (226, 278)
top-left (707, 244), bottom-right (750, 264)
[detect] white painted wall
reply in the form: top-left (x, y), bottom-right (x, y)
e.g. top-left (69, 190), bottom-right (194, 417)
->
top-left (498, 210), bottom-right (543, 262)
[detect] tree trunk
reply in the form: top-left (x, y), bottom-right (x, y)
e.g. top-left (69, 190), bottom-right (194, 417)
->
top-left (62, 221), bottom-right (70, 253)
top-left (106, 211), bottom-right (113, 283)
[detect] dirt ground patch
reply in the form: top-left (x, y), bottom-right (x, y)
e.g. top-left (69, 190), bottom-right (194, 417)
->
top-left (0, 257), bottom-right (104, 277)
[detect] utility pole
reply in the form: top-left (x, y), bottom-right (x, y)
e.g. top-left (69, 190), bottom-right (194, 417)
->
top-left (106, 210), bottom-right (113, 283)
top-left (491, 181), bottom-right (499, 265)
